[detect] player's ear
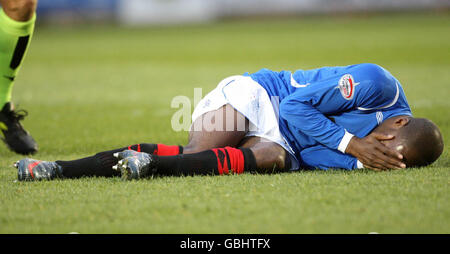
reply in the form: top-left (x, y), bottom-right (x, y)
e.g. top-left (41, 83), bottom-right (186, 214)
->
top-left (393, 116), bottom-right (410, 128)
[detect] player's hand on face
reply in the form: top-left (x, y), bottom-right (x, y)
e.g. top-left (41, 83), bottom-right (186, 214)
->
top-left (345, 133), bottom-right (406, 171)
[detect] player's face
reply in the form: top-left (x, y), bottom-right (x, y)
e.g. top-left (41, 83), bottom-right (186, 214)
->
top-left (372, 115), bottom-right (411, 154)
top-left (380, 135), bottom-right (407, 155)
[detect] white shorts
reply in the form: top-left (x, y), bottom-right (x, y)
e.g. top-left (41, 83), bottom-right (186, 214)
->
top-left (191, 75), bottom-right (298, 170)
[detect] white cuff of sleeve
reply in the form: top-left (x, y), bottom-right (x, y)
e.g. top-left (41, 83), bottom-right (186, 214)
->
top-left (356, 160), bottom-right (364, 169)
top-left (337, 130), bottom-right (354, 153)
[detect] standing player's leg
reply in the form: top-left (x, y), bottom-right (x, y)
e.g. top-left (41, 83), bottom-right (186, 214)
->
top-left (0, 0), bottom-right (38, 154)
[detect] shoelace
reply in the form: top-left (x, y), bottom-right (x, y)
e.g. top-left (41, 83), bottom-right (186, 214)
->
top-left (2, 107), bottom-right (29, 133)
top-left (5, 108), bottom-right (28, 122)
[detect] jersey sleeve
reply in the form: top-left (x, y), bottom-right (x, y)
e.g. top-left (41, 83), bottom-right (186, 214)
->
top-left (279, 63), bottom-right (399, 152)
top-left (300, 145), bottom-right (363, 170)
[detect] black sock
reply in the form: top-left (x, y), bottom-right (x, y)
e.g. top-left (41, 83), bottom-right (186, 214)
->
top-left (55, 143), bottom-right (171, 178)
top-left (153, 147), bottom-right (257, 176)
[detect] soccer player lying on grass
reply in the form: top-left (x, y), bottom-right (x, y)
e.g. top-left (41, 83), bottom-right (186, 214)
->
top-left (15, 63), bottom-right (444, 181)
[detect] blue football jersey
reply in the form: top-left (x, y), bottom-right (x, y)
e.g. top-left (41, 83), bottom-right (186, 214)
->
top-left (245, 63), bottom-right (412, 170)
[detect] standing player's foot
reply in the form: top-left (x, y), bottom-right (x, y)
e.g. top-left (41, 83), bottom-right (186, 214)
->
top-left (15, 158), bottom-right (62, 181)
top-left (0, 102), bottom-right (38, 155)
top-left (112, 150), bottom-right (157, 180)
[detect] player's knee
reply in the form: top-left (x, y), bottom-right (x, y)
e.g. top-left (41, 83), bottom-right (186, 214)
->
top-left (271, 148), bottom-right (287, 169)
top-left (2, 0), bottom-right (37, 21)
top-left (250, 143), bottom-right (287, 170)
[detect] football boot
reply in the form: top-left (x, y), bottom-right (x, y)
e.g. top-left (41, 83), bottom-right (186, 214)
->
top-left (0, 102), bottom-right (38, 155)
top-left (15, 158), bottom-right (62, 181)
top-left (112, 150), bottom-right (157, 180)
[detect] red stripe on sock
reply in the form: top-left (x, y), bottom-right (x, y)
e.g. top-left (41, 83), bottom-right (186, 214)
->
top-left (155, 144), bottom-right (180, 156)
top-left (219, 148), bottom-right (229, 175)
top-left (212, 147), bottom-right (245, 175)
top-left (224, 147), bottom-right (245, 174)
top-left (127, 144), bottom-right (141, 152)
top-left (212, 148), bottom-right (224, 175)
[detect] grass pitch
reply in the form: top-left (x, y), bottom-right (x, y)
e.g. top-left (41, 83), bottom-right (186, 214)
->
top-left (0, 12), bottom-right (449, 233)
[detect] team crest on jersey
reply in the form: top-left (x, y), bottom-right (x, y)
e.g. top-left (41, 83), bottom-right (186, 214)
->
top-left (337, 74), bottom-right (359, 100)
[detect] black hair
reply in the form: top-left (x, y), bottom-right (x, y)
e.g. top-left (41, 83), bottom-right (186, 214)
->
top-left (398, 118), bottom-right (444, 167)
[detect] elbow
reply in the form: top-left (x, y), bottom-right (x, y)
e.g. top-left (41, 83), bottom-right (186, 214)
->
top-left (358, 64), bottom-right (398, 107)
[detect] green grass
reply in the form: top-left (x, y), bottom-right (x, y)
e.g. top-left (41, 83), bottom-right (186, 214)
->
top-left (1, 12), bottom-right (449, 233)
